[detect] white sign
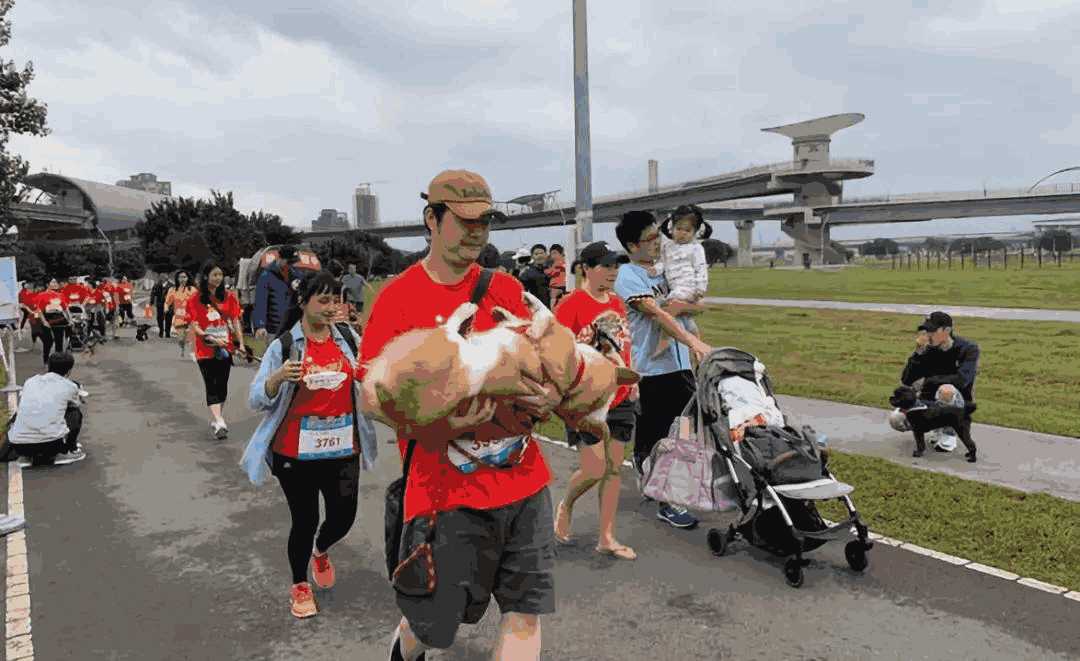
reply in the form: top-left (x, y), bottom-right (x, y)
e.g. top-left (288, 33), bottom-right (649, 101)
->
top-left (0, 257), bottom-right (18, 324)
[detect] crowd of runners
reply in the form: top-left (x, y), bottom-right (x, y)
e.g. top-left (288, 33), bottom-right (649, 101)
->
top-left (6, 168), bottom-right (982, 661)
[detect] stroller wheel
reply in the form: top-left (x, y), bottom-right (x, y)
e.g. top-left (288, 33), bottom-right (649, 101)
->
top-left (845, 540), bottom-right (870, 572)
top-left (707, 528), bottom-right (729, 557)
top-left (784, 558), bottom-right (804, 588)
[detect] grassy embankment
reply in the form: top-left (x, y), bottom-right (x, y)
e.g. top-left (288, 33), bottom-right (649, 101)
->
top-left (705, 260), bottom-right (1080, 310)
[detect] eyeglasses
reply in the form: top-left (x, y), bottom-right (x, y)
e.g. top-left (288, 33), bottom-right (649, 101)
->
top-left (638, 232), bottom-right (661, 244)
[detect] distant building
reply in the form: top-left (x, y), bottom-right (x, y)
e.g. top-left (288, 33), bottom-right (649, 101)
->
top-left (116, 172), bottom-right (172, 196)
top-left (311, 208), bottom-right (350, 231)
top-left (354, 184), bottom-right (380, 229)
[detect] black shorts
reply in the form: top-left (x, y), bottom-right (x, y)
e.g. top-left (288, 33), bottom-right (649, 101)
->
top-left (395, 487), bottom-right (556, 649)
top-left (566, 397), bottom-right (638, 447)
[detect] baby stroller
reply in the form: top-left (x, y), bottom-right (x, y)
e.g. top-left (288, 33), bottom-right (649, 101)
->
top-left (67, 304), bottom-right (105, 354)
top-left (67, 304), bottom-right (89, 351)
top-left (696, 348), bottom-right (873, 588)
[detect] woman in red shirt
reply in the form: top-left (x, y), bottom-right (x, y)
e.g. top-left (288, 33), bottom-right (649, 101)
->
top-left (33, 278), bottom-right (71, 366)
top-left (187, 261), bottom-right (244, 439)
top-left (258, 270), bottom-right (363, 619)
top-left (165, 270), bottom-right (197, 359)
top-left (551, 241), bottom-right (638, 560)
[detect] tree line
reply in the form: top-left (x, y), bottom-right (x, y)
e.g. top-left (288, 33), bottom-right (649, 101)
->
top-left (858, 230), bottom-right (1074, 257)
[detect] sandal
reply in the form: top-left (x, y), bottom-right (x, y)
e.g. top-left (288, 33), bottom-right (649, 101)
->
top-left (596, 543), bottom-right (637, 561)
top-left (554, 500), bottom-right (573, 545)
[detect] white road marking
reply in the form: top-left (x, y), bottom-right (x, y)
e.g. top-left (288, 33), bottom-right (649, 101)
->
top-left (5, 461), bottom-right (33, 660)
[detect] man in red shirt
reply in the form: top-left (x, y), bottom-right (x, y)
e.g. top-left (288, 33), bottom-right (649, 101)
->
top-left (360, 170), bottom-right (555, 661)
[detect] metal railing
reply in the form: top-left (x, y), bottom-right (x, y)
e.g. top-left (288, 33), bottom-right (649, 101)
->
top-left (834, 181), bottom-right (1080, 206)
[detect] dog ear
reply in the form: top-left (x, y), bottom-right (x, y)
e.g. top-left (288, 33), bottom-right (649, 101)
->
top-left (616, 367), bottom-right (641, 385)
top-left (445, 302), bottom-right (479, 337)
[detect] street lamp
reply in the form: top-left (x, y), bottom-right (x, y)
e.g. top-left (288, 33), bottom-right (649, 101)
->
top-left (572, 0), bottom-right (593, 249)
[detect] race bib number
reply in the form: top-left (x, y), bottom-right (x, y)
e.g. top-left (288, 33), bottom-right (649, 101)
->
top-left (123, 294), bottom-right (132, 302)
top-left (447, 436), bottom-right (529, 474)
top-left (205, 326), bottom-right (229, 343)
top-left (297, 414), bottom-right (355, 460)
top-left (45, 302), bottom-right (62, 313)
top-left (206, 309), bottom-right (221, 322)
top-left (68, 294), bottom-right (79, 300)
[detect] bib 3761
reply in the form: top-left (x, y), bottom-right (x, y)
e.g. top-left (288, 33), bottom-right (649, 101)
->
top-left (297, 414), bottom-right (355, 460)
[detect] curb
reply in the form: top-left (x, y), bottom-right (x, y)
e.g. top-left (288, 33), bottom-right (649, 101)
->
top-left (5, 462), bottom-right (33, 661)
top-left (534, 434), bottom-right (1079, 604)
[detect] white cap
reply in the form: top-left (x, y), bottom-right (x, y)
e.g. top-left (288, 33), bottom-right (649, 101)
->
top-left (514, 247), bottom-right (531, 259)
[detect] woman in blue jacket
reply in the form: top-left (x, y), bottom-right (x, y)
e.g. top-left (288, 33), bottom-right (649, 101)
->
top-left (241, 270), bottom-right (378, 619)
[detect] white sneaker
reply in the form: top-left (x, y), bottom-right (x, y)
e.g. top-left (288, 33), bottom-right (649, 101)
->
top-left (210, 421), bottom-right (228, 440)
top-left (54, 449), bottom-right (86, 465)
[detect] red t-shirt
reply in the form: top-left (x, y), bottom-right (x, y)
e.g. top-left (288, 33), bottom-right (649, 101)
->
top-left (358, 262), bottom-right (551, 522)
top-left (99, 283), bottom-right (118, 309)
top-left (18, 288), bottom-right (35, 309)
top-left (34, 290), bottom-right (68, 325)
top-left (83, 287), bottom-right (102, 305)
top-left (272, 334), bottom-right (357, 460)
top-left (546, 259), bottom-right (567, 289)
top-left (117, 282), bottom-right (134, 305)
top-left (186, 292), bottom-right (241, 360)
top-left (60, 283), bottom-right (88, 305)
top-left (553, 289), bottom-right (635, 408)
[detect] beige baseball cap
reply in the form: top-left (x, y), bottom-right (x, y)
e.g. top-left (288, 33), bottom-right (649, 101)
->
top-left (421, 169), bottom-right (501, 220)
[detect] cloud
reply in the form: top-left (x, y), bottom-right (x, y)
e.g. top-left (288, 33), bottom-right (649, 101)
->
top-left (7, 0), bottom-right (1080, 250)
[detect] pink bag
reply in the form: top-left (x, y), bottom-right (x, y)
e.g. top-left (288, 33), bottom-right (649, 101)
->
top-left (641, 400), bottom-right (740, 513)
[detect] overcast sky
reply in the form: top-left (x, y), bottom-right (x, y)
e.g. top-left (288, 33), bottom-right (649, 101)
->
top-left (8, 1), bottom-right (1080, 252)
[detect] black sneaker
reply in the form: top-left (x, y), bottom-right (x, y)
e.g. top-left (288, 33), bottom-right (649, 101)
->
top-left (657, 503), bottom-right (698, 529)
top-left (965, 450), bottom-right (977, 463)
top-left (912, 448), bottom-right (924, 458)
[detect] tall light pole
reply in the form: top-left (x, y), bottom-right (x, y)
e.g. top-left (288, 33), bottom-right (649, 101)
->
top-left (572, 0), bottom-right (593, 249)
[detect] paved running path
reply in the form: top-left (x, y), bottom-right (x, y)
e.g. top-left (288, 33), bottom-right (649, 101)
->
top-left (777, 395), bottom-right (1080, 502)
top-left (3, 331), bottom-right (1079, 659)
top-left (702, 296), bottom-right (1080, 323)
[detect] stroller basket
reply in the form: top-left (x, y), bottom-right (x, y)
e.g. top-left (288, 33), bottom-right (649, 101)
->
top-left (694, 347), bottom-right (874, 588)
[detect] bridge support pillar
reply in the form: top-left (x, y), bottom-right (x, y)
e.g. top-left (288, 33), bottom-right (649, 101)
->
top-left (735, 220), bottom-right (754, 267)
top-left (782, 213), bottom-right (844, 266)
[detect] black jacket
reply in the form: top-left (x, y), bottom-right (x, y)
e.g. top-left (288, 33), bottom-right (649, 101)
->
top-left (901, 335), bottom-right (980, 404)
top-left (149, 282), bottom-right (168, 309)
top-left (518, 263), bottom-right (550, 306)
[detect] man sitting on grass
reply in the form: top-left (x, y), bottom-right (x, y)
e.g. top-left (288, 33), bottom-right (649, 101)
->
top-left (890, 311), bottom-right (979, 463)
top-left (8, 351), bottom-right (86, 467)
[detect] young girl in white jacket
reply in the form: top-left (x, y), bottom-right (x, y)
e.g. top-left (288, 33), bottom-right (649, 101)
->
top-left (653, 205), bottom-right (711, 358)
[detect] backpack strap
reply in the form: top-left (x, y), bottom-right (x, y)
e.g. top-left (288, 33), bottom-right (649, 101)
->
top-left (471, 268), bottom-right (494, 304)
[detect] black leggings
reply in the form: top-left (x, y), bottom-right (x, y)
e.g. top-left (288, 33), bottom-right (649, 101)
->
top-left (634, 369), bottom-right (696, 474)
top-left (119, 303), bottom-right (134, 321)
top-left (196, 357), bottom-right (232, 406)
top-left (41, 325), bottom-right (67, 365)
top-left (272, 453), bottom-right (360, 584)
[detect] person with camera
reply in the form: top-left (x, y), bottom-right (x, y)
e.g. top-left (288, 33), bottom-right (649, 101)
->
top-left (894, 311), bottom-right (979, 462)
top-left (187, 261), bottom-right (244, 440)
top-left (7, 351), bottom-right (86, 466)
top-left (240, 270), bottom-right (377, 620)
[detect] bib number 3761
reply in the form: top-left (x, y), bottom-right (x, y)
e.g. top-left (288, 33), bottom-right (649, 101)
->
top-left (297, 414), bottom-right (354, 460)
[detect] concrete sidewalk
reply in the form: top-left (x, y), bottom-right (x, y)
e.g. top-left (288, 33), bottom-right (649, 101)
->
top-left (702, 296), bottom-right (1080, 323)
top-left (778, 394), bottom-right (1080, 502)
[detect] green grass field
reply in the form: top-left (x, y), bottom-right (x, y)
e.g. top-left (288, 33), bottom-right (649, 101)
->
top-left (706, 259), bottom-right (1080, 310)
top-left (696, 305), bottom-right (1080, 438)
